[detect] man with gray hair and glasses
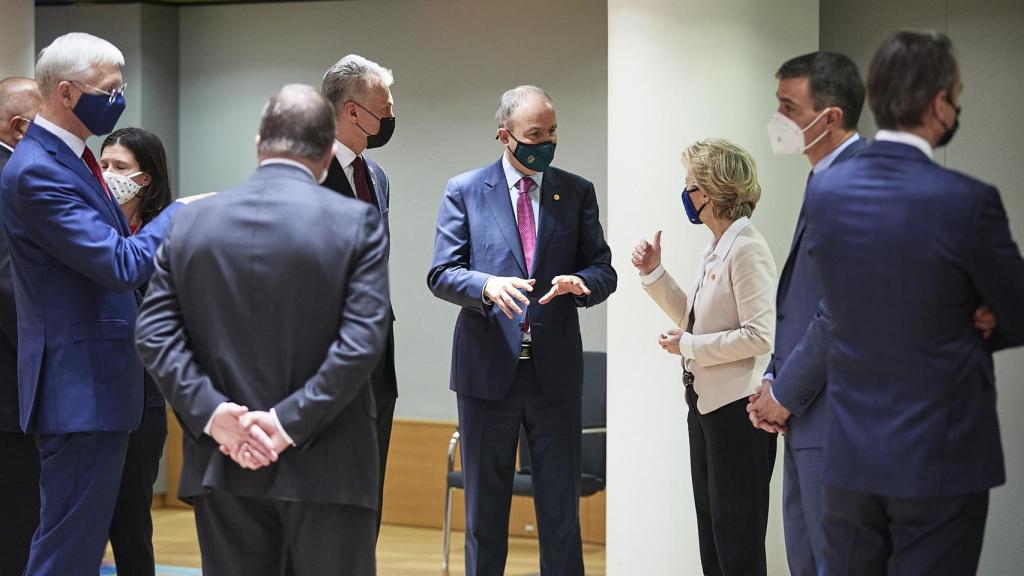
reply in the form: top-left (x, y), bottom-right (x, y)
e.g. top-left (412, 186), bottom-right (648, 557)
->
top-left (0, 33), bottom-right (204, 576)
top-left (137, 84), bottom-right (389, 576)
top-left (320, 53), bottom-right (398, 538)
top-left (429, 85), bottom-right (616, 576)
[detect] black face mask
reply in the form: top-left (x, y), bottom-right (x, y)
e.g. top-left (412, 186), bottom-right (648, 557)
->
top-left (936, 102), bottom-right (961, 148)
top-left (353, 101), bottom-right (396, 149)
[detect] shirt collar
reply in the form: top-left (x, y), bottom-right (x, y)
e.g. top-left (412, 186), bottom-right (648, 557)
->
top-left (501, 152), bottom-right (544, 191)
top-left (34, 114), bottom-right (86, 158)
top-left (0, 140), bottom-right (13, 154)
top-left (259, 158), bottom-right (317, 181)
top-left (333, 139), bottom-right (358, 169)
top-left (875, 129), bottom-right (934, 160)
top-left (812, 133), bottom-right (861, 174)
top-left (708, 216), bottom-right (751, 261)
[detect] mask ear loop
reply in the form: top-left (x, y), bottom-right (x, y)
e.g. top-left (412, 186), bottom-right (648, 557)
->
top-left (800, 107), bottom-right (834, 151)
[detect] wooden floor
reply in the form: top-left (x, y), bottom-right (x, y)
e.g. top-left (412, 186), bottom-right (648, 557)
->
top-left (117, 508), bottom-right (606, 575)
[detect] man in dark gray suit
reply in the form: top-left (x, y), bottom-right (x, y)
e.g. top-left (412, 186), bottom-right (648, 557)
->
top-left (0, 75), bottom-right (42, 576)
top-left (136, 84), bottom-right (390, 576)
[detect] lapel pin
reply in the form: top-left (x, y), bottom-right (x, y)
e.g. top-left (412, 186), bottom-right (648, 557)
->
top-left (710, 273), bottom-right (716, 281)
top-left (553, 194), bottom-right (561, 201)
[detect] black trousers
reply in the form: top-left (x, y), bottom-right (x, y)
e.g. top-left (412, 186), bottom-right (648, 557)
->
top-left (194, 490), bottom-right (376, 576)
top-left (109, 405), bottom-right (168, 576)
top-left (457, 359), bottom-right (584, 576)
top-left (0, 430), bottom-right (40, 576)
top-left (373, 394), bottom-right (396, 536)
top-left (822, 485), bottom-right (989, 576)
top-left (685, 384), bottom-right (777, 576)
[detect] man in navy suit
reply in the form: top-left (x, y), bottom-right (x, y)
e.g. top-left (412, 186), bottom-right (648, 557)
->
top-left (428, 85), bottom-right (616, 576)
top-left (759, 31), bottom-right (1024, 575)
top-left (748, 51), bottom-right (868, 576)
top-left (0, 33), bottom-right (208, 576)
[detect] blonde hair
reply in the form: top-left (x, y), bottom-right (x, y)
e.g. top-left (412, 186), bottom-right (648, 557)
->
top-left (682, 138), bottom-right (761, 221)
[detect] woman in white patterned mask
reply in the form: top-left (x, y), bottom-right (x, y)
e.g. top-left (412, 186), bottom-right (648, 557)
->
top-left (98, 126), bottom-right (173, 575)
top-left (100, 127), bottom-right (172, 233)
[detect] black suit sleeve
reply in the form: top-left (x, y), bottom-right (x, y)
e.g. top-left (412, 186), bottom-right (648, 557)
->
top-left (135, 220), bottom-right (230, 439)
top-left (0, 232), bottom-right (17, 349)
top-left (272, 205), bottom-right (390, 447)
top-left (968, 185), bottom-right (1024, 350)
top-left (571, 181), bottom-right (617, 307)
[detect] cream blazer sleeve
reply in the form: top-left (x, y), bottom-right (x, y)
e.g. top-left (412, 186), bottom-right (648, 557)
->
top-left (641, 266), bottom-right (690, 328)
top-left (688, 238), bottom-right (776, 368)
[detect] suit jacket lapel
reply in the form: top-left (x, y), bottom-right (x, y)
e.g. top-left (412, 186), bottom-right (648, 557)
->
top-left (366, 158), bottom-right (387, 214)
top-left (49, 137), bottom-right (128, 234)
top-left (483, 160), bottom-right (527, 277)
top-left (324, 156), bottom-right (356, 198)
top-left (532, 168), bottom-right (562, 273)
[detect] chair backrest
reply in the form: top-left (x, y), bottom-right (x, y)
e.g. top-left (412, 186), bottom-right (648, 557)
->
top-left (515, 351), bottom-right (606, 480)
top-left (580, 351), bottom-right (606, 481)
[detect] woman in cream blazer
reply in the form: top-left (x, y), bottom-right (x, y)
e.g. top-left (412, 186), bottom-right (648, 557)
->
top-left (632, 139), bottom-right (778, 576)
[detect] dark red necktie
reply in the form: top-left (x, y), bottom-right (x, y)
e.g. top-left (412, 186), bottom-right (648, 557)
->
top-left (81, 147), bottom-right (112, 200)
top-left (351, 156), bottom-right (374, 205)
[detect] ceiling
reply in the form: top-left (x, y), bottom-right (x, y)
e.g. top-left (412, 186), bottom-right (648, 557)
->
top-left (35, 0), bottom-right (353, 6)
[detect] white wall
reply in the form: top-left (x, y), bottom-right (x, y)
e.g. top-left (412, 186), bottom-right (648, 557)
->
top-left (607, 1), bottom-right (818, 574)
top-left (0, 0), bottom-right (34, 78)
top-left (178, 0), bottom-right (608, 422)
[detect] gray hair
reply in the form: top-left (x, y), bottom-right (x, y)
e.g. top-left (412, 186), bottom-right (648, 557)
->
top-left (0, 77), bottom-right (42, 122)
top-left (321, 54), bottom-right (394, 109)
top-left (258, 84), bottom-right (336, 161)
top-left (495, 85), bottom-right (552, 129)
top-left (36, 33), bottom-right (124, 96)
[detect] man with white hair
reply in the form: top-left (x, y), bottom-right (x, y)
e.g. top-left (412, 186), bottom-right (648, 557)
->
top-left (320, 53), bottom-right (398, 539)
top-left (429, 85), bottom-right (616, 575)
top-left (0, 33), bottom-right (207, 575)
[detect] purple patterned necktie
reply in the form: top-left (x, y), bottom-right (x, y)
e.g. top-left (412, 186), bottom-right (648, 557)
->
top-left (516, 177), bottom-right (537, 333)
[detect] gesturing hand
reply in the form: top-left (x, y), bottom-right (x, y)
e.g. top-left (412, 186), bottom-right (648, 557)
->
top-left (484, 277), bottom-right (535, 319)
top-left (538, 275), bottom-right (591, 304)
top-left (209, 402), bottom-right (277, 469)
top-left (658, 328), bottom-right (682, 355)
top-left (631, 230), bottom-right (662, 275)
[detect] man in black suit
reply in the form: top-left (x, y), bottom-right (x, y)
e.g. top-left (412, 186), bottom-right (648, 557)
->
top-left (0, 75), bottom-right (42, 576)
top-left (320, 53), bottom-right (398, 535)
top-left (136, 84), bottom-right (390, 576)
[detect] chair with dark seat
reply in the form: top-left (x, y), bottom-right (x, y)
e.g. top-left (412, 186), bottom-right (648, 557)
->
top-left (441, 351), bottom-right (607, 575)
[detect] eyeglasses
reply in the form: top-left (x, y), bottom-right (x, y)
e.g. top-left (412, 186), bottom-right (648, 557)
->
top-left (70, 80), bottom-right (127, 104)
top-left (683, 185), bottom-right (700, 195)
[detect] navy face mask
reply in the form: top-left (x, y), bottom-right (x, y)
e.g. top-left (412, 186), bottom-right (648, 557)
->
top-left (506, 130), bottom-right (556, 173)
top-left (73, 89), bottom-right (126, 136)
top-left (681, 185), bottom-right (707, 225)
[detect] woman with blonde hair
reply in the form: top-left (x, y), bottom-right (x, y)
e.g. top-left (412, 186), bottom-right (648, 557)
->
top-left (632, 138), bottom-right (778, 576)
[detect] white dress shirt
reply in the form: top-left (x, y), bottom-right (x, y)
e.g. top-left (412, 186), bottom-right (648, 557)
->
top-left (0, 140), bottom-right (13, 154)
top-left (260, 157), bottom-right (316, 181)
top-left (34, 114), bottom-right (87, 164)
top-left (875, 129), bottom-right (934, 159)
top-left (501, 152), bottom-right (542, 236)
top-left (333, 140), bottom-right (361, 193)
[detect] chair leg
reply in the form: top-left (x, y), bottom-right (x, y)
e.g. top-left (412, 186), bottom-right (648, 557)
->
top-left (442, 486), bottom-right (454, 576)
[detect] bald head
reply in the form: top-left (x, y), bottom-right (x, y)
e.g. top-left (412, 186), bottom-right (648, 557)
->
top-left (0, 77), bottom-right (42, 148)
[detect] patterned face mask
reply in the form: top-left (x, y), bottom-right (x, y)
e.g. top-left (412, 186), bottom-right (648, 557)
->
top-left (103, 171), bottom-right (144, 205)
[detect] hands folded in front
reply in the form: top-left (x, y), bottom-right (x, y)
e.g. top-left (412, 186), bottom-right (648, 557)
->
top-left (208, 403), bottom-right (291, 471)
